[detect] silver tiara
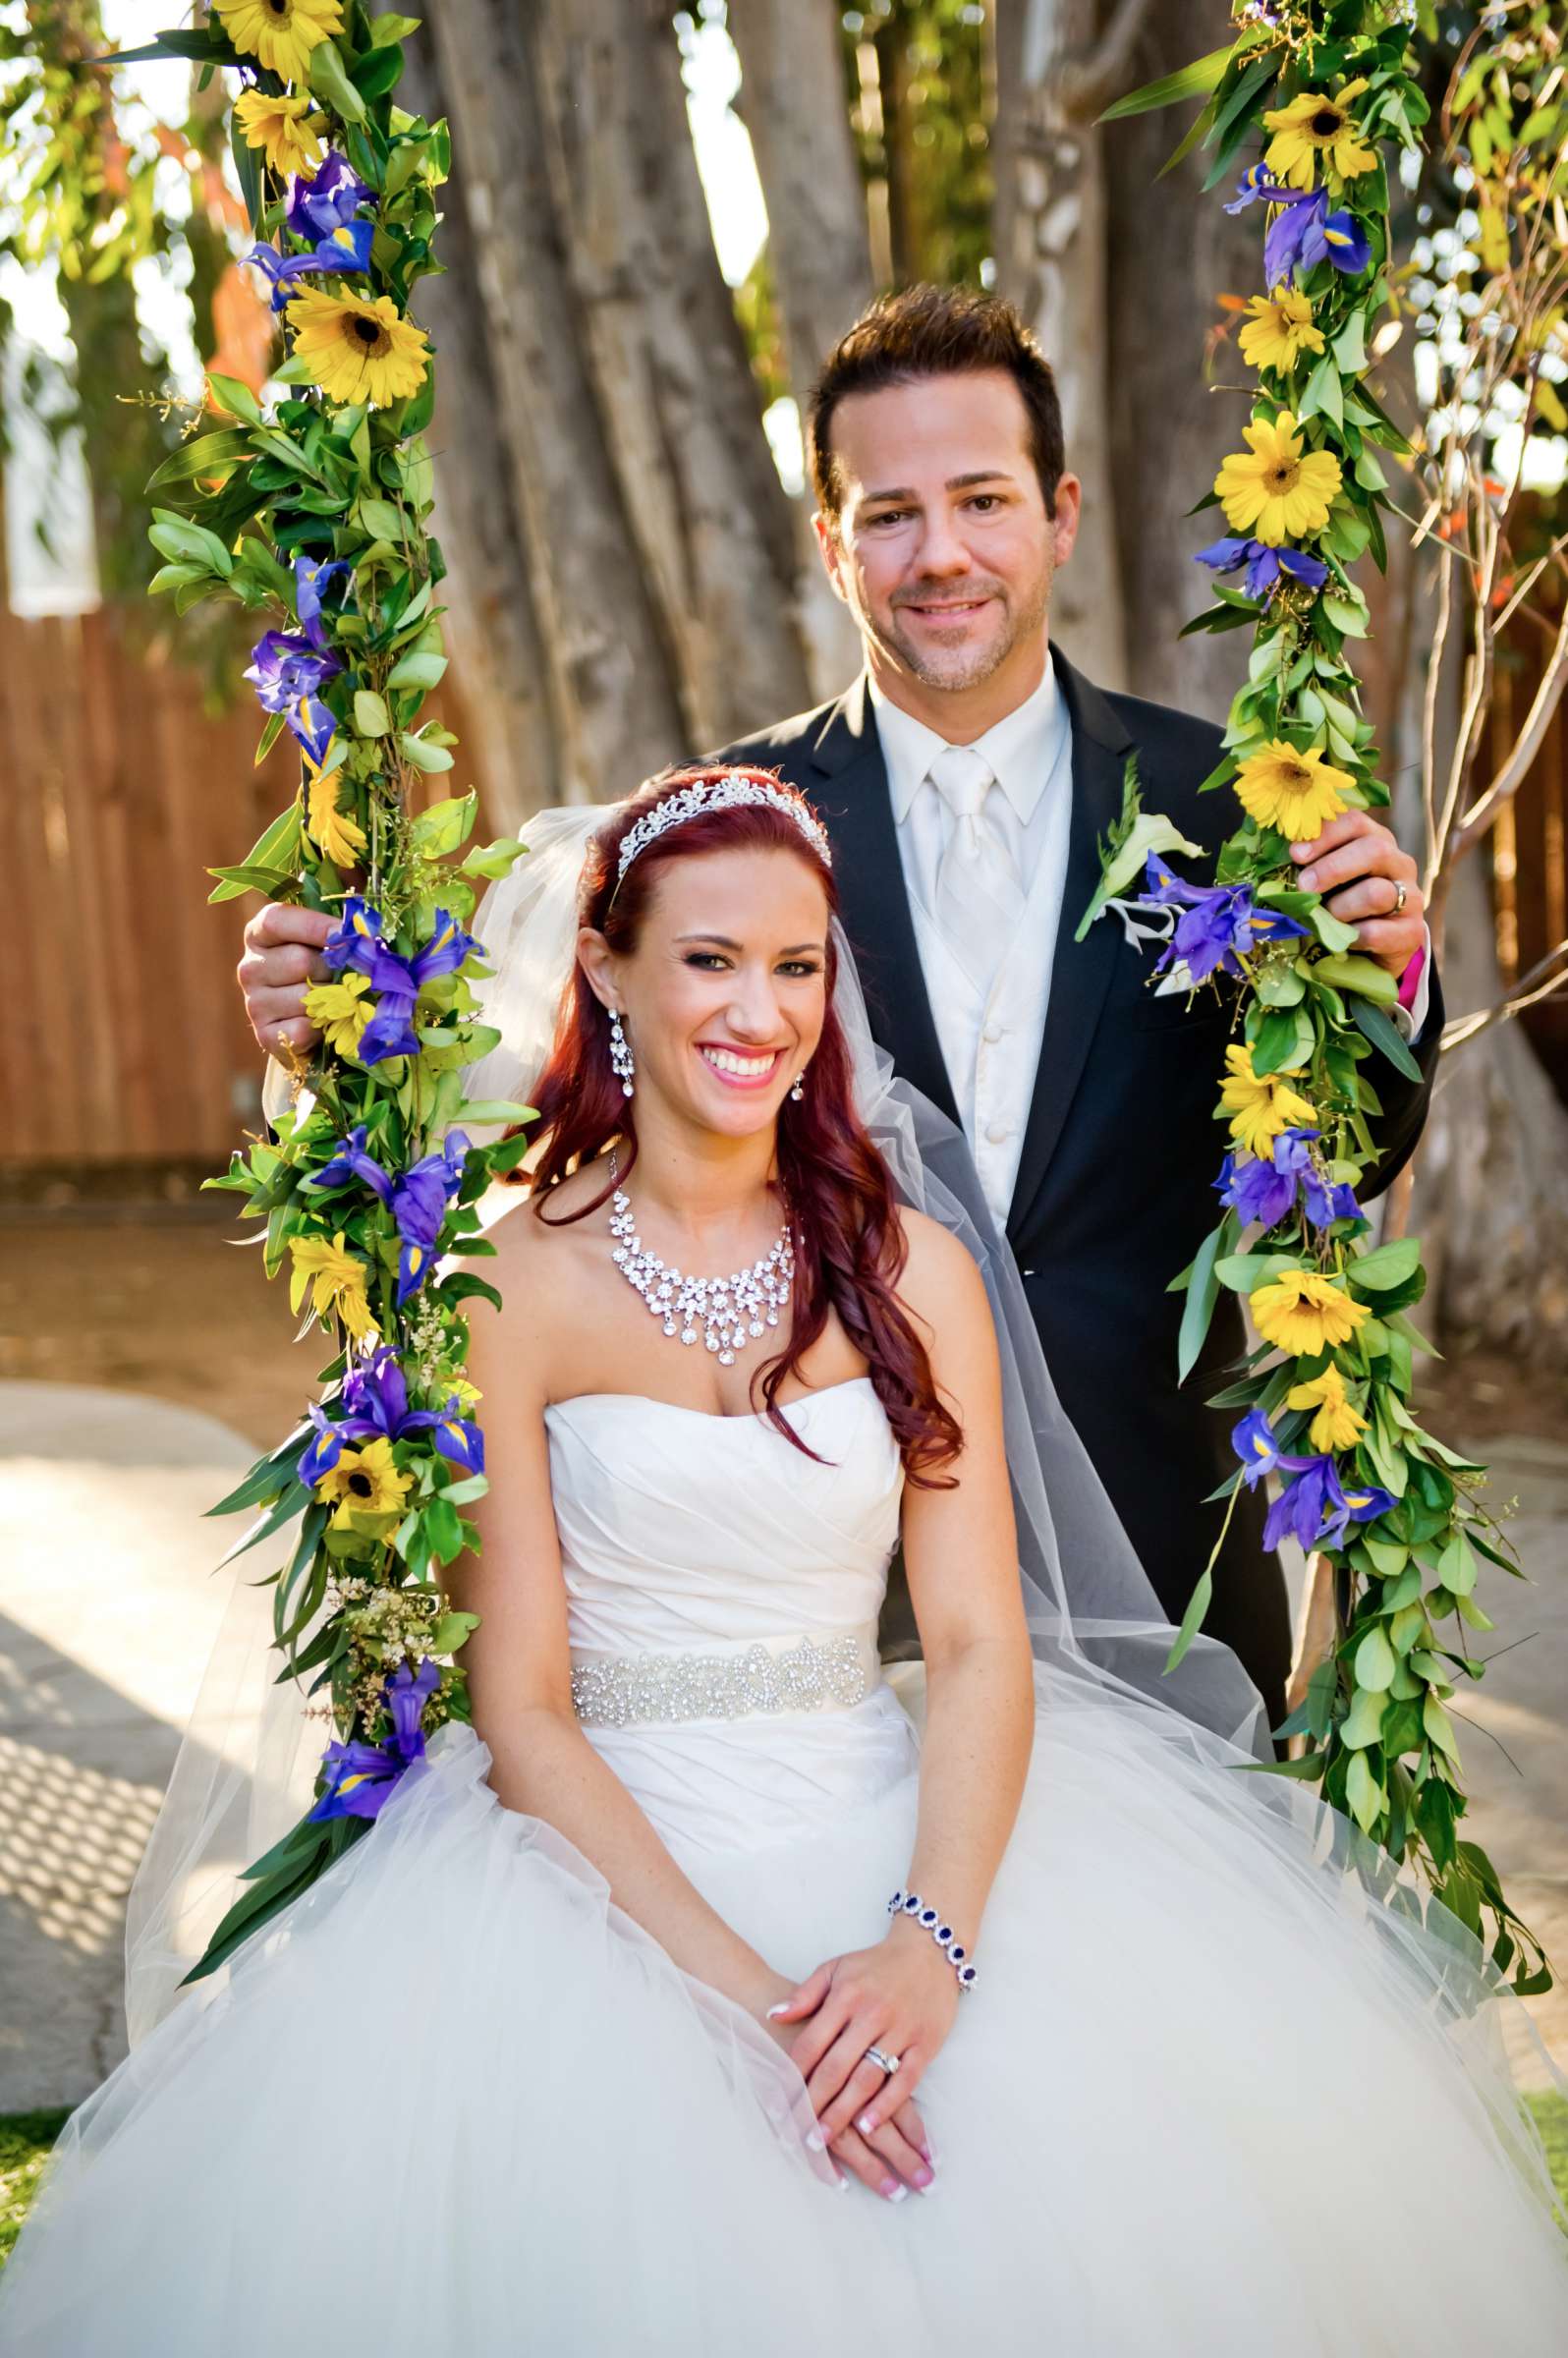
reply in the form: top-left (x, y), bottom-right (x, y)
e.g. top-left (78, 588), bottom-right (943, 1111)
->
top-left (616, 773), bottom-right (832, 886)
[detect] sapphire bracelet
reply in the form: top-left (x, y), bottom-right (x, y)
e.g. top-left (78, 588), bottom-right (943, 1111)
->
top-left (887, 1889), bottom-right (978, 1994)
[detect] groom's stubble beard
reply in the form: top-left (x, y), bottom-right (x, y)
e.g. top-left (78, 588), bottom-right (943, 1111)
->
top-left (857, 534), bottom-right (1056, 700)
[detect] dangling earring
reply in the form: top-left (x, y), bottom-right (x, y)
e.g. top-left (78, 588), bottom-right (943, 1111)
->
top-left (609, 1008), bottom-right (635, 1098)
top-left (789, 1065), bottom-right (807, 1103)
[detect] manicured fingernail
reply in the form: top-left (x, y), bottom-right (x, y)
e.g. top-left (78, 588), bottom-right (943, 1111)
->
top-left (857, 2111), bottom-right (876, 2136)
top-left (913, 2165), bottom-right (934, 2190)
top-left (883, 2180), bottom-right (908, 2203)
top-left (836, 2171), bottom-right (851, 2193)
top-left (765, 2003), bottom-right (789, 2018)
top-left (806, 2129), bottom-right (826, 2152)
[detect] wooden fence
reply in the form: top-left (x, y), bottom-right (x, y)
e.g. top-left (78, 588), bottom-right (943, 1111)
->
top-left (0, 604), bottom-right (476, 1168)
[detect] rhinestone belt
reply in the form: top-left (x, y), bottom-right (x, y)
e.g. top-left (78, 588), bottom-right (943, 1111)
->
top-left (570, 1628), bottom-right (878, 1730)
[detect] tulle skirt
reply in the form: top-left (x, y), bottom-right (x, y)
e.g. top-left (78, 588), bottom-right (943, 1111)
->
top-left (3, 1673), bottom-right (1566, 2356)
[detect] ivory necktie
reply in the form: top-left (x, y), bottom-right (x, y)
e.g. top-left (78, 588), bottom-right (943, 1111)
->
top-left (927, 742), bottom-right (1025, 993)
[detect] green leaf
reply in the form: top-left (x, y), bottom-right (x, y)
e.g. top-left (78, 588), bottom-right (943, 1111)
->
top-left (410, 791), bottom-right (477, 858)
top-left (308, 35), bottom-right (367, 120)
top-left (1345, 1749), bottom-right (1385, 1833)
top-left (1213, 1251), bottom-right (1300, 1293)
top-left (1340, 1685), bottom-right (1386, 1750)
top-left (1353, 1623), bottom-right (1397, 1693)
top-left (1163, 1564), bottom-right (1212, 1676)
top-left (398, 730), bottom-right (455, 774)
top-left (1177, 1215), bottom-right (1236, 1383)
top-left (1347, 1237), bottom-right (1422, 1292)
top-left (147, 508), bottom-right (234, 576)
top-left (1437, 1530), bottom-right (1478, 1598)
top-left (430, 1608), bottom-right (480, 1654)
top-left (146, 428), bottom-right (254, 492)
top-left (358, 495), bottom-right (405, 541)
top-left (462, 835), bottom-right (527, 881)
top-left (386, 646), bottom-right (449, 692)
top-left (455, 1099), bottom-right (534, 1127)
top-left (1347, 993), bottom-right (1423, 1084)
top-left (370, 11), bottom-right (422, 42)
top-left (205, 371), bottom-right (264, 426)
top-left (354, 690), bottom-right (392, 738)
top-left (1097, 45), bottom-right (1232, 123)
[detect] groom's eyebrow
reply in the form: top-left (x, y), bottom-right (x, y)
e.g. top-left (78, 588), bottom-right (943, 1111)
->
top-left (862, 469), bottom-right (1019, 504)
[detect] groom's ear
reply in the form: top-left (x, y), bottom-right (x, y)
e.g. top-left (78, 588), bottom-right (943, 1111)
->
top-left (1050, 474), bottom-right (1084, 570)
top-left (812, 508), bottom-right (853, 606)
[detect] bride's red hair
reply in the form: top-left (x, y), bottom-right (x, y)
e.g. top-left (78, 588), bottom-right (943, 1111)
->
top-left (518, 766), bottom-right (961, 1483)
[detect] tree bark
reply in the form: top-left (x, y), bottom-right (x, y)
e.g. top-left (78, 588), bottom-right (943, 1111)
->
top-left (400, 26), bottom-right (558, 829)
top-left (534, 0), bottom-right (812, 755)
top-left (993, 0), bottom-right (1136, 692)
top-left (1100, 0), bottom-right (1260, 719)
top-left (724, 0), bottom-right (869, 699)
top-left (424, 0), bottom-right (688, 803)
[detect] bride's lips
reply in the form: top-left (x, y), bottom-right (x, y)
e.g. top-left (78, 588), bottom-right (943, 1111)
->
top-left (697, 1042), bottom-right (785, 1092)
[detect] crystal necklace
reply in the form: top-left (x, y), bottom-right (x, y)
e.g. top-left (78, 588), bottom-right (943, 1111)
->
top-left (607, 1161), bottom-right (794, 1366)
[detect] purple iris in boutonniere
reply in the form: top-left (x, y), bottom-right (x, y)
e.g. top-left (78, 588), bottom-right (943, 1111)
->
top-left (245, 629), bottom-right (340, 762)
top-left (1233, 1411), bottom-right (1393, 1550)
top-left (1142, 854), bottom-right (1309, 985)
top-left (1216, 1128), bottom-right (1363, 1233)
top-left (1225, 169), bottom-right (1372, 288)
top-left (1195, 536), bottom-right (1330, 601)
top-left (307, 1657), bottom-right (441, 1822)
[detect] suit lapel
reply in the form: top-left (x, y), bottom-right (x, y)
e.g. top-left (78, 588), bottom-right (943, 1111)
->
top-left (1005, 648), bottom-right (1134, 1243)
top-left (808, 678), bottom-right (962, 1127)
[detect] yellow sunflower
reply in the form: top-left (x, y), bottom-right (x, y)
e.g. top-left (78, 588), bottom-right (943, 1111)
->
top-left (1262, 82), bottom-right (1376, 191)
top-left (305, 762), bottom-right (367, 869)
top-left (233, 88), bottom-right (326, 175)
top-left (286, 288), bottom-right (430, 409)
top-left (289, 1230), bottom-right (378, 1341)
top-left (313, 1434), bottom-right (412, 1530)
top-left (1286, 1363), bottom-right (1368, 1453)
top-left (213, 0), bottom-right (344, 84)
top-left (1233, 739), bottom-right (1352, 843)
top-left (1237, 288), bottom-right (1324, 376)
top-left (1219, 1045), bottom-right (1318, 1158)
top-left (1214, 411), bottom-right (1342, 545)
top-left (304, 973), bottom-right (373, 1058)
top-left (1251, 1270), bottom-right (1369, 1357)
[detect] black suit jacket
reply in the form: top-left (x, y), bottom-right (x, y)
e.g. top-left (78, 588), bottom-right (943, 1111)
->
top-left (713, 646), bottom-right (1443, 1730)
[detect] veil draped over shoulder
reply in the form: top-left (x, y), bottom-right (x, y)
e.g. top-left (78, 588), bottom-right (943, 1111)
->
top-left (127, 804), bottom-right (1555, 2201)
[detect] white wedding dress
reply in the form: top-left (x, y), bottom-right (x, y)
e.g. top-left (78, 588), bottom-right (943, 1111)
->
top-left (4, 1376), bottom-right (1566, 2354)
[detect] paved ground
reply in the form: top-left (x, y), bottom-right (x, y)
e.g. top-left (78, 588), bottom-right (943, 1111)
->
top-left (0, 1203), bottom-right (1564, 2107)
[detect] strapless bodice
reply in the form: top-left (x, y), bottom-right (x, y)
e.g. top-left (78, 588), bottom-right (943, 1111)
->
top-left (543, 1376), bottom-right (903, 1659)
top-left (541, 1378), bottom-right (915, 1854)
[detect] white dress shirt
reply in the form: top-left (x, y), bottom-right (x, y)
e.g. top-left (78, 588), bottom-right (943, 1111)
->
top-left (870, 661), bottom-right (1073, 1228)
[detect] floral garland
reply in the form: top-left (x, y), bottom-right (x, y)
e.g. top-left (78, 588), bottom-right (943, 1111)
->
top-left (1096, 1), bottom-right (1548, 1993)
top-left (128, 0), bottom-right (529, 1980)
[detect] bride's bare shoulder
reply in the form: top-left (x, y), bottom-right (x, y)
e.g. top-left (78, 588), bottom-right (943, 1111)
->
top-left (892, 1206), bottom-right (992, 1341)
top-left (476, 1162), bottom-right (613, 1286)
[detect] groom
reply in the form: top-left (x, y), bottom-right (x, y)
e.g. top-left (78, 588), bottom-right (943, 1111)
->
top-left (706, 286), bottom-right (1438, 1731)
top-left (238, 285), bottom-right (1438, 1731)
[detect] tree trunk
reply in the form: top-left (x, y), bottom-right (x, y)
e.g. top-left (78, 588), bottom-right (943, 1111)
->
top-left (1100, 0), bottom-right (1260, 720)
top-left (993, 0), bottom-right (1132, 691)
top-left (725, 0), bottom-right (869, 699)
top-left (534, 0), bottom-right (813, 756)
top-left (400, 26), bottom-right (559, 829)
top-left (424, 0), bottom-right (688, 803)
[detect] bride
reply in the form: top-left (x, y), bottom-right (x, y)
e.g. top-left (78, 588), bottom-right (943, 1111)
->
top-left (4, 767), bottom-right (1566, 2354)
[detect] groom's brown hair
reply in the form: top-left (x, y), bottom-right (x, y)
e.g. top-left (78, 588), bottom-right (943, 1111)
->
top-left (808, 284), bottom-right (1066, 523)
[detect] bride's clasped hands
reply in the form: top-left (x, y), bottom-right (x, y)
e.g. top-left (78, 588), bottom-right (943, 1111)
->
top-left (760, 1914), bottom-right (959, 2197)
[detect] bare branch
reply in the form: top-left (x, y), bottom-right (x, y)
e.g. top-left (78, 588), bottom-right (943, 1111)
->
top-left (1441, 941), bottom-right (1568, 1052)
top-left (1454, 590), bottom-right (1568, 856)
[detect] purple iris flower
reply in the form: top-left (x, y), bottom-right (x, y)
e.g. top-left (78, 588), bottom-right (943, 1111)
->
top-left (245, 224), bottom-right (373, 312)
top-left (1215, 1127), bottom-right (1363, 1234)
top-left (432, 1399), bottom-right (485, 1475)
top-left (389, 1132), bottom-right (470, 1304)
top-left (1143, 855), bottom-right (1309, 985)
top-left (1262, 1457), bottom-right (1395, 1553)
top-left (359, 915), bottom-right (485, 1067)
top-left (321, 896), bottom-right (384, 975)
top-left (1226, 169), bottom-right (1372, 288)
top-left (1233, 1407), bottom-right (1286, 1489)
top-left (299, 1346), bottom-right (481, 1485)
top-left (245, 629), bottom-right (340, 762)
top-left (308, 1122), bottom-right (393, 1205)
top-left (307, 1656), bottom-right (441, 1822)
top-left (1195, 536), bottom-right (1330, 600)
top-left (294, 554), bottom-right (352, 654)
top-left (286, 150), bottom-right (372, 245)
